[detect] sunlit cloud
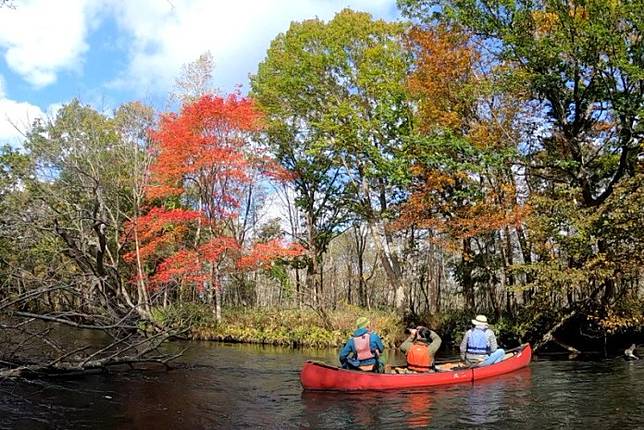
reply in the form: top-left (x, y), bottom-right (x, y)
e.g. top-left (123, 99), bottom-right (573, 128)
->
top-left (109, 0), bottom-right (398, 95)
top-left (0, 0), bottom-right (100, 87)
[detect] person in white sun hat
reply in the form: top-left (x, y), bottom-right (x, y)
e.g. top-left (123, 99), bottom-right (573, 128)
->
top-left (459, 314), bottom-right (505, 366)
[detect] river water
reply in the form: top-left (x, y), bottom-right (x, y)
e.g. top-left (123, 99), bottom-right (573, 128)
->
top-left (1, 341), bottom-right (643, 429)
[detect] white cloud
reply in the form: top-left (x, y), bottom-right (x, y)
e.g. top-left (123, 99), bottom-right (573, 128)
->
top-left (109, 0), bottom-right (398, 95)
top-left (0, 0), bottom-right (398, 100)
top-left (0, 0), bottom-right (99, 87)
top-left (0, 100), bottom-right (44, 145)
top-left (0, 75), bottom-right (48, 145)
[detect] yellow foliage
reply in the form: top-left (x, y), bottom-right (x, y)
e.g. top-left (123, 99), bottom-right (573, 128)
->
top-left (532, 11), bottom-right (559, 37)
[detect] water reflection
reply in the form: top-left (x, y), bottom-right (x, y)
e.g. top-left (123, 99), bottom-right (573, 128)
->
top-left (302, 368), bottom-right (532, 429)
top-left (302, 389), bottom-right (451, 429)
top-left (402, 391), bottom-right (432, 427)
top-left (459, 367), bottom-right (532, 427)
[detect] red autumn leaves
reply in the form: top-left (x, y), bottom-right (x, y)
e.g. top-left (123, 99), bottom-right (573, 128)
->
top-left (123, 94), bottom-right (302, 290)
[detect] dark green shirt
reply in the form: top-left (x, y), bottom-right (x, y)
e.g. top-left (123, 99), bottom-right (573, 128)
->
top-left (399, 330), bottom-right (442, 356)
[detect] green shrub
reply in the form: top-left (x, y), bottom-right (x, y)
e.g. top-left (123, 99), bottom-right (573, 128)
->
top-left (184, 304), bottom-right (403, 347)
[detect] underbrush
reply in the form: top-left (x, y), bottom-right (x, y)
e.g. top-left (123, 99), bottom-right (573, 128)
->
top-left (150, 302), bottom-right (642, 353)
top-left (151, 303), bottom-right (403, 348)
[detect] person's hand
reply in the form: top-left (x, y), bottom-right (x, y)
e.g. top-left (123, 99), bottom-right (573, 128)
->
top-left (408, 328), bottom-right (417, 336)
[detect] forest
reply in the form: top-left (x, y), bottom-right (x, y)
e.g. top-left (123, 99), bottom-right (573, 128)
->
top-left (1, 0), bottom-right (642, 376)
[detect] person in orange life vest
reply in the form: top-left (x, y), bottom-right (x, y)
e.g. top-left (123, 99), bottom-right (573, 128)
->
top-left (339, 317), bottom-right (385, 372)
top-left (399, 326), bottom-right (442, 372)
top-left (460, 314), bottom-right (505, 366)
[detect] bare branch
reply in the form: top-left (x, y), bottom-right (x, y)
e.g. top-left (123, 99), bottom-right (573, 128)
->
top-left (12, 311), bottom-right (139, 330)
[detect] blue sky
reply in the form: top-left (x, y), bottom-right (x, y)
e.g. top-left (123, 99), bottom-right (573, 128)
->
top-left (0, 0), bottom-right (399, 146)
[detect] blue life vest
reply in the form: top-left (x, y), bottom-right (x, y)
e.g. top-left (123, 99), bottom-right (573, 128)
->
top-left (466, 328), bottom-right (490, 355)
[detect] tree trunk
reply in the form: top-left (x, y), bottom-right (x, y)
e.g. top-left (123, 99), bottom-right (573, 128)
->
top-left (503, 227), bottom-right (515, 317)
top-left (436, 255), bottom-right (443, 313)
top-left (346, 253), bottom-right (353, 305)
top-left (352, 225), bottom-right (367, 307)
top-left (214, 286), bottom-right (222, 323)
top-left (427, 233), bottom-right (442, 314)
top-left (462, 238), bottom-right (475, 310)
top-left (295, 266), bottom-right (302, 309)
top-left (354, 169), bottom-right (403, 308)
top-left (305, 213), bottom-right (322, 306)
top-left (515, 224), bottom-right (534, 304)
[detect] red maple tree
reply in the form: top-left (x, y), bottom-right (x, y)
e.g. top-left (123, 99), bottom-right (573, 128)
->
top-left (123, 94), bottom-right (302, 308)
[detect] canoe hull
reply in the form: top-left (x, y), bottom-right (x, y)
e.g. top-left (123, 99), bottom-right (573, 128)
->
top-left (300, 344), bottom-right (532, 391)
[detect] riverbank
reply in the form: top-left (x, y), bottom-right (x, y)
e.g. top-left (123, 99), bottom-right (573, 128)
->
top-left (150, 303), bottom-right (644, 354)
top-left (151, 304), bottom-right (405, 348)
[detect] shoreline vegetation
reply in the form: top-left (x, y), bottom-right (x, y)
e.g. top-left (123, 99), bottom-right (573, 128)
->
top-left (151, 304), bottom-right (644, 355)
top-left (152, 304), bottom-right (403, 348)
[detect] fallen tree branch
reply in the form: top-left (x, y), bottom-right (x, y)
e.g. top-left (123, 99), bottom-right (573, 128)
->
top-left (1, 327), bottom-right (187, 380)
top-left (2, 283), bottom-right (186, 381)
top-left (0, 351), bottom-right (184, 379)
top-left (80, 333), bottom-right (134, 366)
top-left (7, 326), bottom-right (58, 358)
top-left (0, 285), bottom-right (72, 311)
top-left (551, 336), bottom-right (581, 355)
top-left (49, 345), bottom-right (92, 366)
top-left (533, 309), bottom-right (577, 352)
top-left (13, 311), bottom-right (138, 330)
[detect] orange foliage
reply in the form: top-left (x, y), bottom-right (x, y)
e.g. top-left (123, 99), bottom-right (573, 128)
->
top-left (408, 26), bottom-right (479, 133)
top-left (237, 239), bottom-right (305, 270)
top-left (399, 25), bottom-right (529, 247)
top-left (122, 208), bottom-right (202, 263)
top-left (258, 155), bottom-right (298, 182)
top-left (124, 94), bottom-right (302, 291)
top-left (150, 249), bottom-right (204, 287)
top-left (149, 237), bottom-right (242, 288)
top-left (197, 237), bottom-right (240, 262)
top-left (397, 172), bottom-right (530, 242)
top-left (146, 93), bottom-right (262, 216)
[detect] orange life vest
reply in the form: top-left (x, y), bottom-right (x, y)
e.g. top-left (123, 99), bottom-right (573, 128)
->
top-left (407, 342), bottom-right (433, 372)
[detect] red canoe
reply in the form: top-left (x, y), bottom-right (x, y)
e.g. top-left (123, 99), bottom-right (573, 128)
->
top-left (300, 343), bottom-right (532, 391)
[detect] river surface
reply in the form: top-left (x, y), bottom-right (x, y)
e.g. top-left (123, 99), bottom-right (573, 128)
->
top-left (1, 341), bottom-right (643, 429)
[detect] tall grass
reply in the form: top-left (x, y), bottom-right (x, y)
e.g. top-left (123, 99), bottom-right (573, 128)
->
top-left (152, 303), bottom-right (404, 348)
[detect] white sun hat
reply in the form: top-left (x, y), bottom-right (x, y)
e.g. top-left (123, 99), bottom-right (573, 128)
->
top-left (472, 314), bottom-right (488, 327)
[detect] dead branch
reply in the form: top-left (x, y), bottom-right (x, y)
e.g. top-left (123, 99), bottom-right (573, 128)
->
top-left (551, 336), bottom-right (581, 355)
top-left (80, 333), bottom-right (134, 366)
top-left (0, 351), bottom-right (184, 379)
top-left (12, 311), bottom-right (138, 330)
top-left (49, 345), bottom-right (92, 366)
top-left (1, 259), bottom-right (186, 381)
top-left (533, 309), bottom-right (577, 352)
top-left (0, 285), bottom-right (71, 311)
top-left (0, 325), bottom-right (187, 380)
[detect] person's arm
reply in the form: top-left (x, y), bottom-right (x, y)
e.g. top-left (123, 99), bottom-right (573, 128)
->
top-left (427, 330), bottom-right (442, 356)
top-left (487, 330), bottom-right (498, 353)
top-left (338, 338), bottom-right (354, 363)
top-left (373, 333), bottom-right (385, 354)
top-left (399, 333), bottom-right (415, 354)
top-left (460, 330), bottom-right (469, 359)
